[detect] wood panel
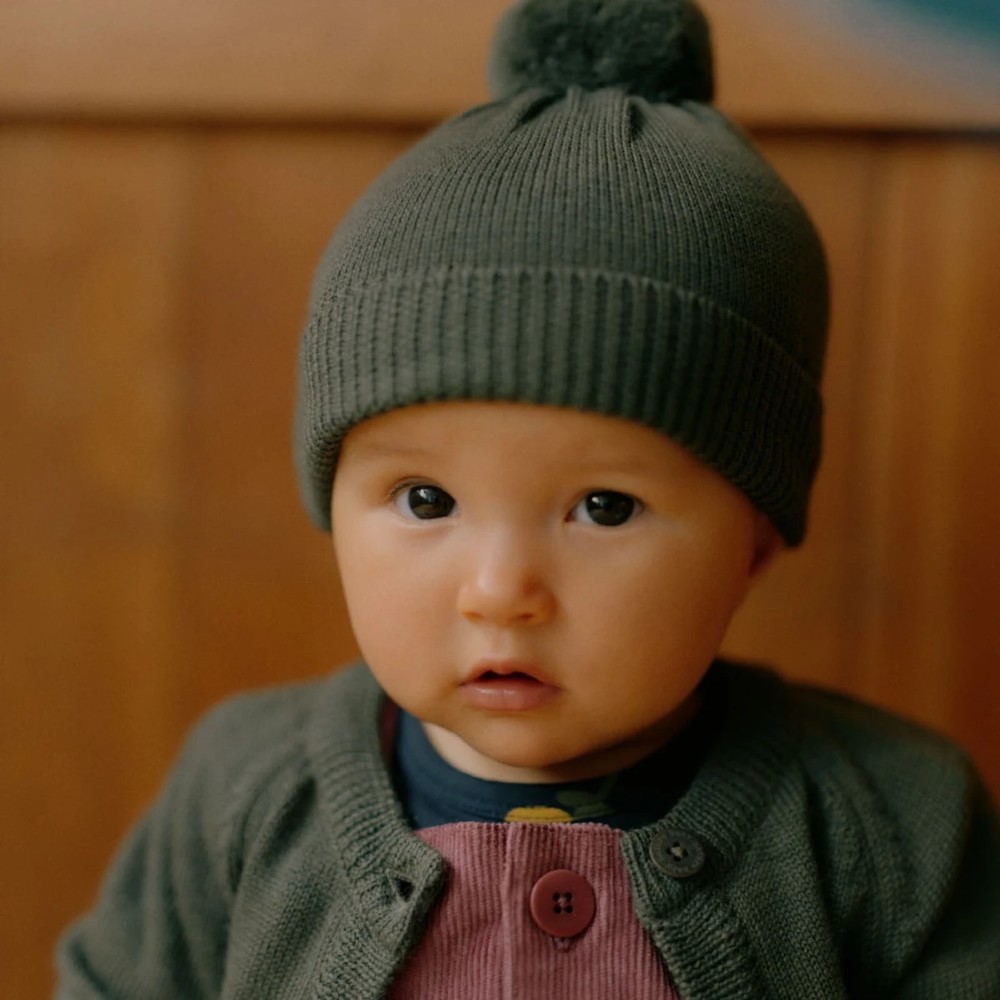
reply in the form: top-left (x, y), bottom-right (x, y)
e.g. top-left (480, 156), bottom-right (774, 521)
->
top-left (0, 125), bottom-right (195, 993)
top-left (854, 139), bottom-right (1000, 784)
top-left (1, 0), bottom-right (998, 128)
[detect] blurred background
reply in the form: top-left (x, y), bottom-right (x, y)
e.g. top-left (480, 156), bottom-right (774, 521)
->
top-left (2, 0), bottom-right (998, 994)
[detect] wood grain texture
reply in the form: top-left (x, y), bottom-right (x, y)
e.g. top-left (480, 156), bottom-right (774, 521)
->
top-left (853, 139), bottom-right (1000, 785)
top-left (0, 125), bottom-right (194, 992)
top-left (1, 0), bottom-right (997, 127)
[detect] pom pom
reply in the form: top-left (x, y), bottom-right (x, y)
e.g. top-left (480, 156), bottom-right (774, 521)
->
top-left (488, 0), bottom-right (714, 104)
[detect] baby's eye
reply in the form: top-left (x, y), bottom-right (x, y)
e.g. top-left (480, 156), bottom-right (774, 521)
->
top-left (393, 484), bottom-right (457, 520)
top-left (570, 490), bottom-right (641, 527)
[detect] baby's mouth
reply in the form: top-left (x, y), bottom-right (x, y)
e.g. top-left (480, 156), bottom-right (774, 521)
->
top-left (477, 670), bottom-right (538, 682)
top-left (466, 658), bottom-right (552, 682)
top-left (461, 661), bottom-right (560, 711)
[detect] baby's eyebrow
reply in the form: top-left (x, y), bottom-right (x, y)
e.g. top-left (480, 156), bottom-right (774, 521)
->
top-left (345, 436), bottom-right (667, 480)
top-left (343, 439), bottom-right (437, 464)
top-left (554, 452), bottom-right (657, 477)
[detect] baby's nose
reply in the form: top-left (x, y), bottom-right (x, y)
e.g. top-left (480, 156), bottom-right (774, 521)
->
top-left (455, 533), bottom-right (556, 627)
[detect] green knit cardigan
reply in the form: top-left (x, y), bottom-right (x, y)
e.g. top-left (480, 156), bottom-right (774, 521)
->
top-left (56, 661), bottom-right (1000, 998)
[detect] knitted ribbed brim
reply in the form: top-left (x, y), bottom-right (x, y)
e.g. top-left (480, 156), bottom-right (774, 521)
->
top-left (296, 264), bottom-right (821, 544)
top-left (294, 3), bottom-right (829, 546)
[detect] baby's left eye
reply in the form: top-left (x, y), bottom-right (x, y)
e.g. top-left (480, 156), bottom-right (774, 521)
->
top-left (570, 491), bottom-right (641, 527)
top-left (392, 484), bottom-right (457, 520)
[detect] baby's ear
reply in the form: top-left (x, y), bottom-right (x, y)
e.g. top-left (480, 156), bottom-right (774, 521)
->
top-left (750, 514), bottom-right (784, 580)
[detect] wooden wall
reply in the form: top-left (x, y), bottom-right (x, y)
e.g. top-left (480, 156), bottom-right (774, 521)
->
top-left (1, 1), bottom-right (998, 995)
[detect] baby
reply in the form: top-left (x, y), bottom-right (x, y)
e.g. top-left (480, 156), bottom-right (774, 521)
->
top-left (57, 0), bottom-right (1000, 997)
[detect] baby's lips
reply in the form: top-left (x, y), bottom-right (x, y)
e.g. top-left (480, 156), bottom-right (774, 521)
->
top-left (466, 658), bottom-right (554, 686)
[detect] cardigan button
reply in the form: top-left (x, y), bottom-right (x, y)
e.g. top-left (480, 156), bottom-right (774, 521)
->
top-left (650, 829), bottom-right (706, 878)
top-left (529, 869), bottom-right (596, 938)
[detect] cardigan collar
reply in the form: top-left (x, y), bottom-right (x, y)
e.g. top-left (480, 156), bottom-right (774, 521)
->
top-left (305, 664), bottom-right (447, 957)
top-left (305, 658), bottom-right (800, 953)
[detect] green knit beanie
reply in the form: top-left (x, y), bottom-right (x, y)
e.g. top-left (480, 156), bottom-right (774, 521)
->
top-left (295, 0), bottom-right (829, 546)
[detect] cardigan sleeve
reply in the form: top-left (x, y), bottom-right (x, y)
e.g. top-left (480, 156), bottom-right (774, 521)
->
top-left (887, 769), bottom-right (1000, 1000)
top-left (797, 683), bottom-right (1000, 999)
top-left (54, 705), bottom-right (243, 999)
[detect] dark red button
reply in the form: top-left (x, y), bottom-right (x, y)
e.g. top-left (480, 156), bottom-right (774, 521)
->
top-left (529, 869), bottom-right (596, 938)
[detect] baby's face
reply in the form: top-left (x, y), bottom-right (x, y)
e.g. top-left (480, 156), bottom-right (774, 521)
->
top-left (332, 401), bottom-right (779, 783)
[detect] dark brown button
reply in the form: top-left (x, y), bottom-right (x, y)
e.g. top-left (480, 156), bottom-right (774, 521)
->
top-left (649, 830), bottom-right (706, 878)
top-left (529, 869), bottom-right (596, 938)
